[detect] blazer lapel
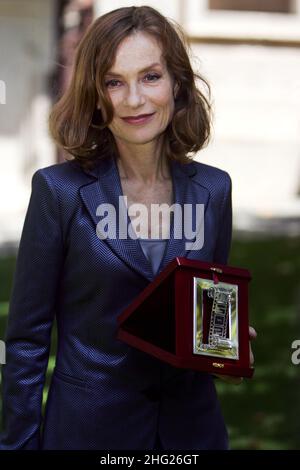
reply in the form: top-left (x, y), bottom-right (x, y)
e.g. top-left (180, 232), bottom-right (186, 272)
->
top-left (79, 155), bottom-right (154, 281)
top-left (157, 158), bottom-right (210, 273)
top-left (79, 155), bottom-right (210, 282)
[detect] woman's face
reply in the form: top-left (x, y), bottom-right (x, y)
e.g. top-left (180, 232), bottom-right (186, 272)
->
top-left (99, 31), bottom-right (178, 148)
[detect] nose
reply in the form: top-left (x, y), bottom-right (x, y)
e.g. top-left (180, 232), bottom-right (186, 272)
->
top-left (124, 82), bottom-right (146, 108)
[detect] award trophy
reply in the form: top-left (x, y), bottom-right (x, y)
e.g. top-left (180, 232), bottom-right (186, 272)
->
top-left (117, 257), bottom-right (254, 378)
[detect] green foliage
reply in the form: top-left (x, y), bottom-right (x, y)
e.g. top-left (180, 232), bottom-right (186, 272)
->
top-left (216, 236), bottom-right (300, 449)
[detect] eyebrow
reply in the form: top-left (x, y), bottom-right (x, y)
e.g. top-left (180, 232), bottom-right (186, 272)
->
top-left (105, 62), bottom-right (163, 77)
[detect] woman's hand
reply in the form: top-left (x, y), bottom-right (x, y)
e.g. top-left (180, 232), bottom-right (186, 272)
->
top-left (214, 326), bottom-right (257, 385)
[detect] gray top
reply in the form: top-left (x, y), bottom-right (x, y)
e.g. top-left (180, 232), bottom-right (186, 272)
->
top-left (139, 238), bottom-right (168, 276)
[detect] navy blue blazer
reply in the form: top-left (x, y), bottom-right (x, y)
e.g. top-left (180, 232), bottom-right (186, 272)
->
top-left (0, 154), bottom-right (232, 450)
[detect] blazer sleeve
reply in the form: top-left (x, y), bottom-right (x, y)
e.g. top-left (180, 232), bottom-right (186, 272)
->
top-left (213, 172), bottom-right (232, 265)
top-left (0, 169), bottom-right (64, 449)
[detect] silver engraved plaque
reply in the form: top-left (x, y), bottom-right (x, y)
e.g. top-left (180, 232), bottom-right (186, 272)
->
top-left (193, 277), bottom-right (239, 360)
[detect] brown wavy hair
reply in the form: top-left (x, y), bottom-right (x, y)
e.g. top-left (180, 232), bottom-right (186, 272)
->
top-left (48, 5), bottom-right (212, 171)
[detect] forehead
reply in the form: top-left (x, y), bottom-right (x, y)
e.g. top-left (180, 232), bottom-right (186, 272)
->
top-left (107, 32), bottom-right (165, 75)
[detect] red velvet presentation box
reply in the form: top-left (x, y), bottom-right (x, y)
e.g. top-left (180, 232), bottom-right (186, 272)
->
top-left (117, 257), bottom-right (254, 378)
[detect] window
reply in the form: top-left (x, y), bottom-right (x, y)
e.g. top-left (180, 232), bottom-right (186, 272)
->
top-left (209, 0), bottom-right (293, 14)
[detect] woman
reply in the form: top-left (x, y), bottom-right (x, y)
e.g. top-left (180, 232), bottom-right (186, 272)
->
top-left (0, 6), bottom-right (256, 450)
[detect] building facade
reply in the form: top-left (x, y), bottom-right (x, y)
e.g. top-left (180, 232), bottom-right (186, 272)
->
top-left (1, 0), bottom-right (300, 247)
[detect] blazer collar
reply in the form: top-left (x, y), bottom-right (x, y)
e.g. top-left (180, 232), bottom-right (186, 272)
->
top-left (79, 155), bottom-right (209, 282)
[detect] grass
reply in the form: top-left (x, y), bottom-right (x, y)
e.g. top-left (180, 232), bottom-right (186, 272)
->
top-left (215, 236), bottom-right (300, 449)
top-left (1, 235), bottom-right (300, 449)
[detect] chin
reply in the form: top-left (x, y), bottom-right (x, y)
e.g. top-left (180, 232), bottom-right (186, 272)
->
top-left (119, 131), bottom-right (162, 145)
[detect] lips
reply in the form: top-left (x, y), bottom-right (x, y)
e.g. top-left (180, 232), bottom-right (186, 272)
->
top-left (121, 112), bottom-right (155, 124)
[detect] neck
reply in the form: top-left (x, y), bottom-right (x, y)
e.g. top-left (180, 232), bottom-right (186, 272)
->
top-left (114, 137), bottom-right (171, 184)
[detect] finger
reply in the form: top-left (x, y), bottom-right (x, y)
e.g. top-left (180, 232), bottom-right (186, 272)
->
top-left (249, 344), bottom-right (254, 365)
top-left (214, 374), bottom-right (244, 385)
top-left (249, 326), bottom-right (257, 340)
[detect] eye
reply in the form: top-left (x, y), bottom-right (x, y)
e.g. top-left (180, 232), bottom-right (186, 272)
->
top-left (144, 73), bottom-right (161, 82)
top-left (104, 73), bottom-right (161, 88)
top-left (105, 79), bottom-right (121, 88)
